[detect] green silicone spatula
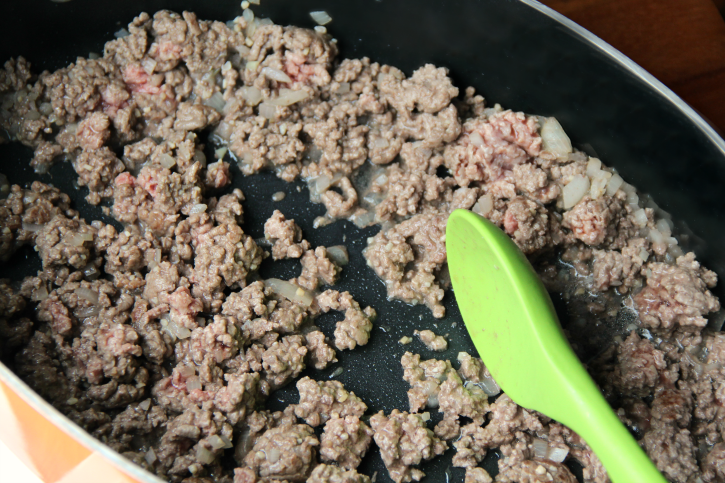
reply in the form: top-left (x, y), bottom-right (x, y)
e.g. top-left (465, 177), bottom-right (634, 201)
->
top-left (445, 209), bottom-right (667, 483)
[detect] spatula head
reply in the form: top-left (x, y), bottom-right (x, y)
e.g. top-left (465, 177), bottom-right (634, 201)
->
top-left (445, 209), bottom-right (587, 418)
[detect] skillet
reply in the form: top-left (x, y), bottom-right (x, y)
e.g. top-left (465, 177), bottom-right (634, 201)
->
top-left (1, 1), bottom-right (725, 481)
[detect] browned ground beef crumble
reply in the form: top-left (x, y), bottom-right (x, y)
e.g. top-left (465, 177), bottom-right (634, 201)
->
top-left (0, 8), bottom-right (723, 483)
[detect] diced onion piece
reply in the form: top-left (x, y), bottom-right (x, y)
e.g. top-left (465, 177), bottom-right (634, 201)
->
top-left (145, 448), bottom-right (157, 465)
top-left (83, 264), bottom-right (100, 280)
top-left (541, 117), bottom-right (572, 158)
top-left (633, 209), bottom-right (648, 228)
top-left (267, 448), bottom-right (281, 464)
top-left (473, 194), bottom-right (494, 216)
top-left (589, 174), bottom-right (609, 200)
top-left (219, 434), bottom-right (233, 449)
top-left (351, 211), bottom-right (375, 228)
top-left (215, 147), bottom-right (228, 160)
top-left (261, 67), bottom-right (292, 83)
top-left (533, 438), bottom-right (549, 459)
top-left (638, 247), bottom-right (650, 262)
top-left (203, 92), bottom-right (226, 113)
top-left (21, 222), bottom-right (44, 232)
top-left (258, 102), bottom-right (276, 120)
top-left (334, 82), bottom-right (351, 95)
top-left (330, 366), bottom-right (343, 378)
top-left (190, 204), bottom-right (208, 214)
top-left (626, 190), bottom-right (639, 207)
top-left (168, 321), bottom-right (192, 339)
top-left (186, 377), bottom-right (202, 392)
top-left (177, 364), bottom-right (195, 377)
top-left (606, 173), bottom-right (624, 196)
top-left (562, 175), bottom-right (590, 209)
top-left (76, 306), bottom-right (100, 318)
top-left (114, 28), bottom-right (130, 38)
top-left (268, 88), bottom-right (309, 106)
top-left (310, 10), bottom-right (332, 25)
top-left (656, 218), bottom-right (672, 238)
top-left (309, 174), bottom-right (332, 195)
top-left (139, 399), bottom-right (151, 411)
top-left (648, 228), bottom-right (664, 245)
top-left (666, 236), bottom-right (678, 247)
top-left (75, 287), bottom-right (99, 305)
top-left (547, 446), bottom-right (570, 463)
top-left (68, 231), bottom-right (94, 246)
top-left (242, 8), bottom-right (254, 23)
top-left (326, 246), bottom-right (349, 266)
top-left (215, 121), bottom-right (233, 141)
top-left (469, 131), bottom-right (485, 148)
top-left (264, 278), bottom-right (313, 306)
top-left (586, 157), bottom-right (602, 177)
top-left (208, 435), bottom-right (226, 450)
top-left (196, 445), bottom-right (215, 465)
top-left (240, 86), bottom-right (263, 106)
top-left (194, 150), bottom-right (207, 167)
top-left (35, 285), bottom-right (49, 301)
top-left (478, 373), bottom-right (501, 396)
top-left (0, 173), bottom-right (8, 198)
top-left (158, 153), bottom-right (176, 169)
top-left (420, 412), bottom-right (431, 421)
top-left (426, 394), bottom-right (439, 408)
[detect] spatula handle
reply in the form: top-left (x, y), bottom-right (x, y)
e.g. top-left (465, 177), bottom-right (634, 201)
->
top-left (561, 375), bottom-right (668, 483)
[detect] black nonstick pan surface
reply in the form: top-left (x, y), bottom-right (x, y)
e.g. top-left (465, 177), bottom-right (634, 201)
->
top-left (1, 1), bottom-right (725, 482)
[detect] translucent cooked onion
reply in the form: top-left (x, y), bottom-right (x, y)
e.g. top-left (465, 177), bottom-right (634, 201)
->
top-left (547, 446), bottom-right (569, 463)
top-left (326, 246), bottom-right (349, 266)
top-left (478, 374), bottom-right (501, 396)
top-left (186, 377), bottom-right (202, 392)
top-left (0, 173), bottom-right (8, 198)
top-left (75, 287), bottom-right (99, 305)
top-left (219, 434), bottom-right (233, 449)
top-left (648, 228), bottom-right (664, 245)
top-left (264, 278), bottom-right (313, 306)
top-left (240, 86), bottom-right (263, 106)
top-left (21, 222), bottom-right (44, 232)
top-left (139, 399), bottom-right (151, 411)
top-left (541, 117), bottom-right (572, 158)
top-left (193, 150), bottom-right (207, 167)
top-left (472, 194), bottom-right (493, 216)
top-left (144, 448), bottom-right (157, 465)
top-left (469, 131), bottom-right (485, 148)
top-left (158, 153), bottom-right (176, 169)
top-left (215, 121), bottom-right (233, 141)
top-left (196, 445), bottom-right (215, 465)
top-left (334, 82), bottom-right (351, 95)
top-left (114, 28), bottom-right (130, 39)
top-left (258, 102), bottom-right (277, 120)
top-left (606, 173), bottom-right (624, 196)
top-left (586, 157), bottom-right (602, 177)
top-left (68, 231), bottom-right (93, 246)
top-left (208, 435), bottom-right (226, 450)
top-left (203, 92), bottom-right (226, 113)
top-left (167, 321), bottom-right (192, 339)
top-left (83, 264), bottom-right (100, 280)
top-left (633, 209), bottom-right (648, 228)
top-left (261, 67), bottom-right (292, 83)
top-left (656, 218), bottom-right (672, 238)
top-left (268, 88), bottom-right (309, 106)
top-left (351, 211), bottom-right (375, 228)
top-left (562, 175), bottom-right (590, 209)
top-left (76, 306), bottom-right (100, 318)
top-left (310, 10), bottom-right (332, 25)
top-left (35, 285), bottom-right (49, 301)
top-left (177, 364), bottom-right (195, 377)
top-left (533, 438), bottom-right (549, 459)
top-left (190, 204), bottom-right (208, 214)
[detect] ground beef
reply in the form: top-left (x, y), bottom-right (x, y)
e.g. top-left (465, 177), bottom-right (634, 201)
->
top-left (1, 8), bottom-right (722, 483)
top-left (306, 464), bottom-right (371, 483)
top-left (316, 290), bottom-right (375, 351)
top-left (414, 329), bottom-right (447, 351)
top-left (263, 210), bottom-right (310, 260)
top-left (363, 213), bottom-right (448, 318)
top-left (240, 423), bottom-right (318, 482)
top-left (369, 409), bottom-right (447, 483)
top-left (319, 415), bottom-right (374, 470)
top-left (634, 252), bottom-right (719, 331)
top-left (293, 376), bottom-right (367, 427)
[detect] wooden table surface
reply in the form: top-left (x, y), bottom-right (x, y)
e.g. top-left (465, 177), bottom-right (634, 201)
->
top-left (541, 0), bottom-right (725, 137)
